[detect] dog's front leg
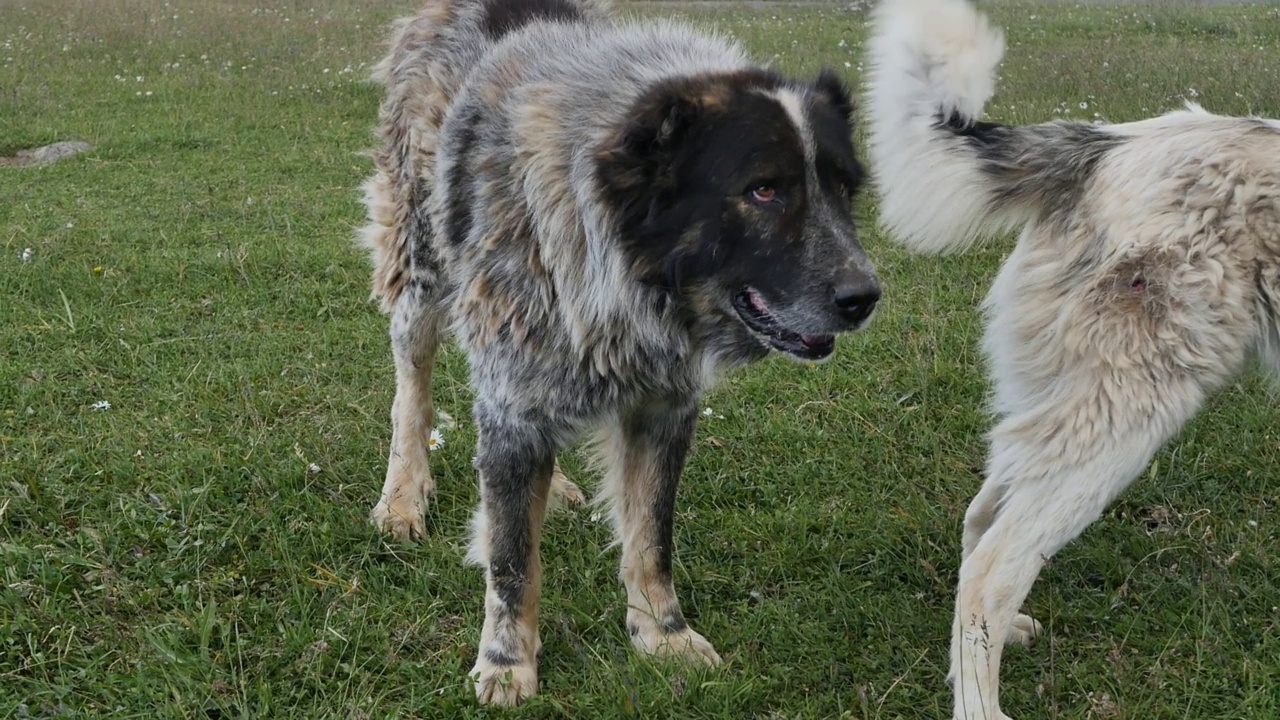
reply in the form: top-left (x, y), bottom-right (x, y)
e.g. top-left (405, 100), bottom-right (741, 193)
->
top-left (602, 402), bottom-right (722, 667)
top-left (467, 417), bottom-right (557, 706)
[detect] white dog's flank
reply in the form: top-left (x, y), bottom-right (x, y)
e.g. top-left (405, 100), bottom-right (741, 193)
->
top-left (867, 0), bottom-right (1280, 718)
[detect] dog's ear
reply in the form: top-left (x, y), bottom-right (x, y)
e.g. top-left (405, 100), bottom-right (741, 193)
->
top-left (596, 79), bottom-right (714, 195)
top-left (813, 66), bottom-right (855, 127)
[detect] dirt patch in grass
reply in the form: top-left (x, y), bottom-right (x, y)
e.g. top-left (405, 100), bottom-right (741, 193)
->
top-left (0, 140), bottom-right (91, 167)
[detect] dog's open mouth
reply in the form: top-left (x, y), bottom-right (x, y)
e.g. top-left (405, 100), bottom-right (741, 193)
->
top-left (732, 288), bottom-right (835, 360)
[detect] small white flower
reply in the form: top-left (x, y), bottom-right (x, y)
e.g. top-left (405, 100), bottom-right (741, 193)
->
top-left (702, 407), bottom-right (714, 417)
top-left (427, 428), bottom-right (445, 452)
top-left (134, 450), bottom-right (144, 459)
top-left (1078, 101), bottom-right (1088, 110)
top-left (21, 247), bottom-right (33, 262)
top-left (90, 400), bottom-right (111, 411)
top-left (1187, 87), bottom-right (1199, 98)
top-left (66, 222), bottom-right (74, 229)
top-left (307, 462), bottom-right (322, 474)
top-left (145, 90), bottom-right (152, 97)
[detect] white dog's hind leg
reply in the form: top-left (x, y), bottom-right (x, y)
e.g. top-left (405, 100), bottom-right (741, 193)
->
top-left (952, 378), bottom-right (1203, 720)
top-left (960, 478), bottom-right (1041, 648)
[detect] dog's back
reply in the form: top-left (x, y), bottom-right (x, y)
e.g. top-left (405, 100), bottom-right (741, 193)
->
top-left (360, 0), bottom-right (612, 313)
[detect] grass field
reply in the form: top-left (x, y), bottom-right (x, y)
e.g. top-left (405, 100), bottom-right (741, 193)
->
top-left (2, 0), bottom-right (1278, 717)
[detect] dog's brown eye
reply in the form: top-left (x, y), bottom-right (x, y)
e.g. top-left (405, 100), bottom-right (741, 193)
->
top-left (750, 185), bottom-right (778, 203)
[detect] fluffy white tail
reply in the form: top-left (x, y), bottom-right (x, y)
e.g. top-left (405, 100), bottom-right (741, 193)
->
top-left (864, 0), bottom-right (1011, 252)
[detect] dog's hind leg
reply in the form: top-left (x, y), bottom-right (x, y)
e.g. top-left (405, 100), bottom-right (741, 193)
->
top-left (371, 279), bottom-right (446, 541)
top-left (598, 402), bottom-right (722, 667)
top-left (369, 274), bottom-right (578, 543)
top-left (467, 414), bottom-right (557, 706)
top-left (961, 460), bottom-right (1042, 649)
top-left (951, 378), bottom-right (1205, 720)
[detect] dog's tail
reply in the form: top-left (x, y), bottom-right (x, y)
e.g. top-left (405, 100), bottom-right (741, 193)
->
top-left (865, 0), bottom-right (1120, 253)
top-left (360, 0), bottom-right (611, 312)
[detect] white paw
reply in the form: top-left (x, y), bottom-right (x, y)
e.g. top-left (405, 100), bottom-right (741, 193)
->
top-left (1008, 613), bottom-right (1042, 647)
top-left (956, 712), bottom-right (1012, 720)
top-left (956, 708), bottom-right (1013, 720)
top-left (471, 657), bottom-right (538, 706)
top-left (632, 626), bottom-right (722, 667)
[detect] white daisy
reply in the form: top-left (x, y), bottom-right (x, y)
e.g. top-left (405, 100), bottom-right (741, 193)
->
top-left (90, 400), bottom-right (111, 411)
top-left (427, 428), bottom-right (445, 452)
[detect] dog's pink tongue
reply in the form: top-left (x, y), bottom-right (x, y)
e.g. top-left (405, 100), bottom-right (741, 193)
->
top-left (749, 291), bottom-right (769, 313)
top-left (801, 333), bottom-right (832, 346)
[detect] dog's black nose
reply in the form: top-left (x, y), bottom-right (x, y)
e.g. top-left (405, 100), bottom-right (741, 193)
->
top-left (833, 283), bottom-right (880, 325)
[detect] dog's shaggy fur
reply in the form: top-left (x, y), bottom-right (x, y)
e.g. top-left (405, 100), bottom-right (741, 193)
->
top-left (867, 0), bottom-right (1280, 717)
top-left (358, 0), bottom-right (880, 705)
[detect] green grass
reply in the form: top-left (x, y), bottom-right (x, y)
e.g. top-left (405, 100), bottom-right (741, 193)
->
top-left (2, 0), bottom-right (1278, 717)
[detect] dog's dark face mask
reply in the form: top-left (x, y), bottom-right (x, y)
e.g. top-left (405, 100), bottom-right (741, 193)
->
top-left (598, 68), bottom-right (880, 364)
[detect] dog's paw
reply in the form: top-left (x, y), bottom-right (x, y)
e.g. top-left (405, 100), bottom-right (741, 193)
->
top-left (955, 707), bottom-right (1014, 720)
top-left (549, 464), bottom-right (586, 509)
top-left (471, 656), bottom-right (538, 707)
top-left (632, 625), bottom-right (722, 667)
top-left (956, 712), bottom-right (1013, 720)
top-left (371, 463), bottom-right (434, 542)
top-left (370, 477), bottom-right (428, 541)
top-left (1008, 613), bottom-right (1042, 647)
top-left (370, 499), bottom-right (426, 542)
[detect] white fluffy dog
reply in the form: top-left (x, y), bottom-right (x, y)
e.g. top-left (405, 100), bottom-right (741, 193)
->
top-left (866, 0), bottom-right (1280, 717)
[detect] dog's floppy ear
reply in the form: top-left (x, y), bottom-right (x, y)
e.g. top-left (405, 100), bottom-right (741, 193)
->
top-left (813, 66), bottom-right (855, 126)
top-left (596, 79), bottom-right (714, 195)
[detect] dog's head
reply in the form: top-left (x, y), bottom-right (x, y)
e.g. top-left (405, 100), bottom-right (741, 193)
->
top-left (598, 67), bottom-right (879, 364)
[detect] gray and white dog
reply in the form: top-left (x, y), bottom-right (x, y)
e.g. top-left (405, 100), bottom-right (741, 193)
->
top-left (359, 0), bottom-right (879, 704)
